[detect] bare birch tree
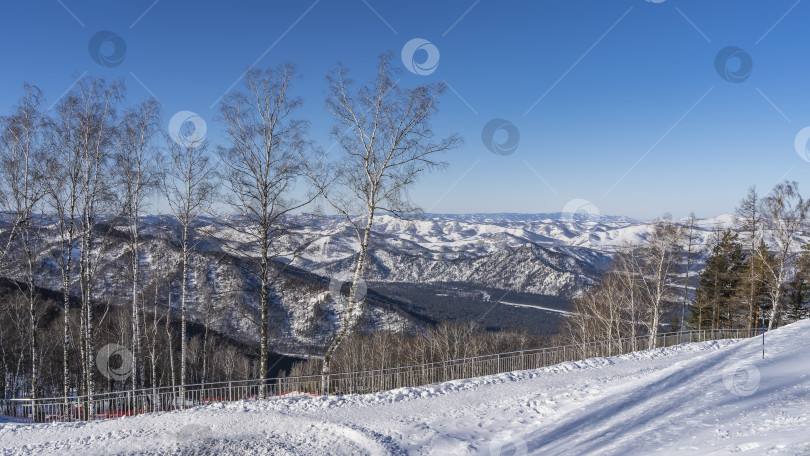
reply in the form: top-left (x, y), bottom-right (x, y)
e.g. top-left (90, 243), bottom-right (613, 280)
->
top-left (51, 77), bottom-right (123, 418)
top-left (680, 212), bottom-right (699, 330)
top-left (0, 84), bottom-right (48, 405)
top-left (163, 124), bottom-right (216, 404)
top-left (218, 64), bottom-right (315, 396)
top-left (0, 86), bottom-right (44, 265)
top-left (565, 272), bottom-right (631, 355)
top-left (626, 216), bottom-right (683, 348)
top-left (613, 244), bottom-right (642, 349)
top-left (758, 181), bottom-right (808, 330)
top-left (46, 84), bottom-right (83, 407)
top-left (80, 80), bottom-right (121, 419)
top-left (312, 54), bottom-right (462, 392)
top-left (735, 186), bottom-right (761, 329)
top-left (114, 100), bottom-right (161, 393)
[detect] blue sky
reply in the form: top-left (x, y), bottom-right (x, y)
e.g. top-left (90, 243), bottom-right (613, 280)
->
top-left (1, 0), bottom-right (808, 220)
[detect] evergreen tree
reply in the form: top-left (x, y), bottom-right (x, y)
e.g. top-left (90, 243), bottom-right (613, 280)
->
top-left (785, 244), bottom-right (810, 322)
top-left (688, 229), bottom-right (746, 329)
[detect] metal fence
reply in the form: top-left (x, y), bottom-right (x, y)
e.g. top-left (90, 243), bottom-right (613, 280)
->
top-left (0, 328), bottom-right (761, 423)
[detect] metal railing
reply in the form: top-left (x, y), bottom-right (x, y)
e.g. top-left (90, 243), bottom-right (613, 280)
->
top-left (0, 328), bottom-right (761, 423)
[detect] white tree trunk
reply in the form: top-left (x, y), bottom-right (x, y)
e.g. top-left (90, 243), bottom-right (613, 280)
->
top-left (321, 211), bottom-right (374, 393)
top-left (131, 208), bottom-right (141, 392)
top-left (180, 231), bottom-right (188, 408)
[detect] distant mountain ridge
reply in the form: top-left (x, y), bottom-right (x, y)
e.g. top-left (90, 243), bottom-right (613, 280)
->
top-left (2, 212), bottom-right (746, 355)
top-left (421, 212), bottom-right (639, 223)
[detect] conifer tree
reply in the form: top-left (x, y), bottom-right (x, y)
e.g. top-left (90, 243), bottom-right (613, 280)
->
top-left (784, 244), bottom-right (810, 322)
top-left (688, 229), bottom-right (746, 329)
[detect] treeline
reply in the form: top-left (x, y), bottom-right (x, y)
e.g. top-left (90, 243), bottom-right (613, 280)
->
top-left (0, 278), bottom-right (263, 400)
top-left (0, 75), bottom-right (281, 407)
top-left (564, 183), bottom-right (809, 346)
top-left (688, 224), bottom-right (810, 330)
top-left (0, 53), bottom-right (461, 406)
top-left (287, 321), bottom-right (539, 378)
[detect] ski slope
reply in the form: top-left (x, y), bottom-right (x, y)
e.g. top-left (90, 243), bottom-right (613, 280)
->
top-left (2, 320), bottom-right (808, 455)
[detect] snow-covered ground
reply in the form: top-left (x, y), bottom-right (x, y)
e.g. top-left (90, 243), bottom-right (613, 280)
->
top-left (2, 320), bottom-right (809, 455)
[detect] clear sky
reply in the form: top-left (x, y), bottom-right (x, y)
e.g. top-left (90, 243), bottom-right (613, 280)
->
top-left (1, 0), bottom-right (808, 220)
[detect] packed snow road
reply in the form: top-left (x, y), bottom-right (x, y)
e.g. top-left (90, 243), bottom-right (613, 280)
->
top-left (2, 320), bottom-right (809, 455)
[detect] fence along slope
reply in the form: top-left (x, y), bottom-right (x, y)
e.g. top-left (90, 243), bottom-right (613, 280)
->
top-left (0, 328), bottom-right (759, 422)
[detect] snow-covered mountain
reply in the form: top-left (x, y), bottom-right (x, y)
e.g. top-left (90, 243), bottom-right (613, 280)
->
top-left (289, 212), bottom-right (740, 294)
top-left (4, 213), bottom-right (744, 353)
top-left (20, 217), bottom-right (426, 355)
top-left (292, 213), bottom-right (737, 264)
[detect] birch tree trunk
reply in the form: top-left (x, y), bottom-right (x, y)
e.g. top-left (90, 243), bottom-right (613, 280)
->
top-left (164, 118), bottom-right (216, 405)
top-left (47, 90), bottom-right (82, 408)
top-left (166, 282), bottom-right (176, 396)
top-left (310, 54), bottom-right (462, 393)
top-left (116, 100), bottom-right (160, 398)
top-left (180, 227), bottom-right (188, 406)
top-left (218, 64), bottom-right (315, 397)
top-left (759, 181), bottom-right (808, 330)
top-left (681, 213), bottom-right (697, 330)
top-left (735, 186), bottom-right (761, 330)
top-left (320, 212), bottom-right (373, 392)
top-left (1, 84), bottom-right (47, 416)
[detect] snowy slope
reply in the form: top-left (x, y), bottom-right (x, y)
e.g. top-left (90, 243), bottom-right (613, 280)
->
top-left (311, 243), bottom-right (604, 298)
top-left (2, 320), bottom-right (808, 455)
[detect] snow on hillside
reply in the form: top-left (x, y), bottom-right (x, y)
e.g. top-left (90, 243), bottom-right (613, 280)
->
top-left (2, 320), bottom-right (808, 455)
top-left (4, 212), bottom-right (756, 351)
top-left (285, 213), bottom-right (743, 298)
top-left (291, 213), bottom-right (739, 267)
